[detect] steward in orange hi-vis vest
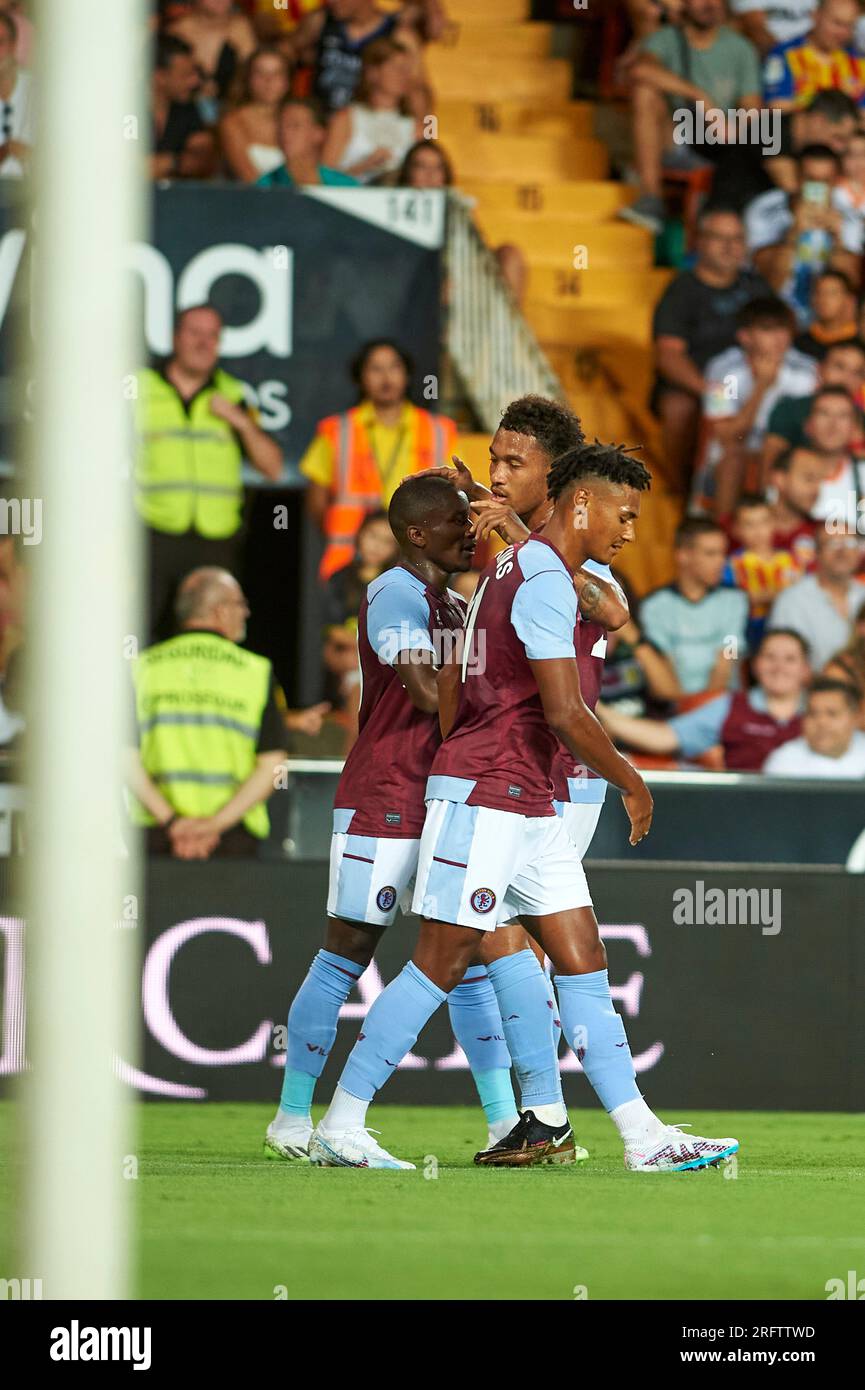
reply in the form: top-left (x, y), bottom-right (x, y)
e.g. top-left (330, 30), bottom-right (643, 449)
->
top-left (310, 403), bottom-right (457, 579)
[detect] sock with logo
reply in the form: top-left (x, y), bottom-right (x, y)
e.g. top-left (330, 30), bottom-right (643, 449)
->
top-left (555, 968), bottom-right (645, 1119)
top-left (486, 950), bottom-right (566, 1124)
top-left (335, 960), bottom-right (448, 1109)
top-left (448, 968), bottom-right (519, 1130)
top-left (279, 949), bottom-right (363, 1125)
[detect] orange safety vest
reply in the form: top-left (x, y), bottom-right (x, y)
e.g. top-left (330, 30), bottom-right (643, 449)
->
top-left (317, 405), bottom-right (457, 579)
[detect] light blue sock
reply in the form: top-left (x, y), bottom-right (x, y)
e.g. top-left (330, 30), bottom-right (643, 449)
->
top-left (281, 949), bottom-right (363, 1114)
top-left (554, 968), bottom-right (641, 1112)
top-left (486, 950), bottom-right (564, 1110)
top-left (448, 969), bottom-right (518, 1126)
top-left (340, 960), bottom-right (447, 1102)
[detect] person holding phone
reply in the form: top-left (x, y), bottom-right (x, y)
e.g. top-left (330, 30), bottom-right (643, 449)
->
top-left (744, 142), bottom-right (863, 323)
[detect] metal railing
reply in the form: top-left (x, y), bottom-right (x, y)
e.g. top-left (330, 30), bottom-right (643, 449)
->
top-left (446, 192), bottom-right (566, 430)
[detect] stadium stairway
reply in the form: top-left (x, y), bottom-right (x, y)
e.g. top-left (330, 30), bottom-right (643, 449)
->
top-left (438, 0), bottom-right (681, 594)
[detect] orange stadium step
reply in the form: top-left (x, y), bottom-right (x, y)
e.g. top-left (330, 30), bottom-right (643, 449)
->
top-left (462, 180), bottom-right (633, 219)
top-left (543, 344), bottom-right (655, 412)
top-left (454, 0), bottom-right (530, 21)
top-left (451, 133), bottom-right (608, 182)
top-left (436, 100), bottom-right (595, 142)
top-left (442, 22), bottom-right (554, 59)
top-left (473, 214), bottom-right (654, 269)
top-left (528, 264), bottom-right (674, 308)
top-left (527, 299), bottom-right (655, 346)
top-left (426, 52), bottom-right (572, 101)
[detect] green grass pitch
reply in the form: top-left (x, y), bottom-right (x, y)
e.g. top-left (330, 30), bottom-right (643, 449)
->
top-left (2, 1104), bottom-right (864, 1300)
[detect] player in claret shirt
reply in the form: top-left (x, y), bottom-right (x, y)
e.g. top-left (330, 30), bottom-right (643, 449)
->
top-left (311, 441), bottom-right (740, 1173)
top-left (267, 474), bottom-right (552, 1165)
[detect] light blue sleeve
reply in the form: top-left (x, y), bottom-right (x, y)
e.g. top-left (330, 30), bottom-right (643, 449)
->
top-left (366, 581), bottom-right (434, 667)
top-left (668, 693), bottom-right (732, 759)
top-left (511, 570), bottom-right (577, 660)
top-left (581, 559), bottom-right (613, 583)
top-left (639, 591), bottom-right (677, 656)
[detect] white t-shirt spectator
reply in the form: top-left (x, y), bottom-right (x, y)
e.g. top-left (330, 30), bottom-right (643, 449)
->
top-left (763, 728), bottom-right (865, 776)
top-left (811, 457), bottom-right (865, 533)
top-left (744, 187), bottom-right (865, 258)
top-left (730, 0), bottom-right (815, 46)
top-left (767, 571), bottom-right (865, 669)
top-left (0, 68), bottom-right (34, 178)
top-left (703, 345), bottom-right (817, 449)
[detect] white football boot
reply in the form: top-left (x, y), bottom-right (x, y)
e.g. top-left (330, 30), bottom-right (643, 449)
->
top-left (308, 1126), bottom-right (415, 1170)
top-left (263, 1116), bottom-right (312, 1161)
top-left (625, 1123), bottom-right (739, 1173)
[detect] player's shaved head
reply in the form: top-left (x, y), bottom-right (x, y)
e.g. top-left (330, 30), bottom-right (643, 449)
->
top-left (388, 475), bottom-right (460, 545)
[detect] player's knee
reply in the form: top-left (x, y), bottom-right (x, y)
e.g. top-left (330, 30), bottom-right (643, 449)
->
top-left (325, 917), bottom-right (379, 967)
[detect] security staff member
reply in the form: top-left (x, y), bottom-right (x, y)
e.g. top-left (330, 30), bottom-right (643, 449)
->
top-left (301, 338), bottom-right (457, 579)
top-left (134, 303), bottom-right (282, 639)
top-left (125, 568), bottom-right (288, 860)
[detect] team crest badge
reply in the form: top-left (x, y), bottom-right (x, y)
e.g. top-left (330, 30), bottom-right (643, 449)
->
top-left (376, 885), bottom-right (397, 912)
top-left (470, 887), bottom-right (496, 914)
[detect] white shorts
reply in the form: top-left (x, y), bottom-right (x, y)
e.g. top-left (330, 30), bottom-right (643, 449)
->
top-left (412, 799), bottom-right (592, 931)
top-left (327, 811), bottom-right (419, 927)
top-left (555, 799), bottom-right (605, 859)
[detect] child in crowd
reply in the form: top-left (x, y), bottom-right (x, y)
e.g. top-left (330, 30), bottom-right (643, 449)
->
top-left (724, 494), bottom-right (798, 647)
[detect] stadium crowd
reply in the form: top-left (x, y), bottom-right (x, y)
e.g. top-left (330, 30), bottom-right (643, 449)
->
top-left (2, 0), bottom-right (865, 860)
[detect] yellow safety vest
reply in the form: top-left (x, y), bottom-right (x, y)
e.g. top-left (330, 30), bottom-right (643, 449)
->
top-left (130, 631), bottom-right (275, 839)
top-left (133, 367), bottom-right (247, 538)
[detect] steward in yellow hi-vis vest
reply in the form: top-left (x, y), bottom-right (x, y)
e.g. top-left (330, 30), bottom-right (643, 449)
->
top-left (130, 630), bottom-right (275, 838)
top-left (133, 365), bottom-right (247, 539)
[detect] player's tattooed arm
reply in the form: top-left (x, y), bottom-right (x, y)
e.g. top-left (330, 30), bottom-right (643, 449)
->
top-left (573, 566), bottom-right (629, 630)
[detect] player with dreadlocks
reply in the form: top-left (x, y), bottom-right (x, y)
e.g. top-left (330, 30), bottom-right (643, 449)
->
top-left (310, 438), bottom-right (741, 1172)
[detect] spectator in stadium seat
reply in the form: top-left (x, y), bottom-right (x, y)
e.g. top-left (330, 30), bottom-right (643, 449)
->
top-left (219, 44), bottom-right (292, 181)
top-left (256, 95), bottom-right (359, 185)
top-left (768, 526), bottom-right (865, 668)
top-left (723, 492), bottom-right (800, 644)
top-left (762, 675), bottom-right (865, 773)
top-left (766, 447), bottom-right (822, 567)
top-left (652, 206), bottom-right (771, 490)
top-left (598, 627), bottom-right (810, 769)
top-left (730, 0), bottom-right (816, 56)
top-left (301, 338), bottom-right (457, 580)
top-left (150, 34), bottom-right (217, 179)
top-left (125, 568), bottom-right (288, 859)
top-left (794, 269), bottom-right (859, 357)
top-left (762, 88), bottom-right (858, 193)
top-left (824, 605), bottom-right (865, 721)
top-left (744, 145), bottom-right (863, 326)
top-left (285, 0), bottom-right (431, 117)
top-left (619, 0), bottom-right (762, 233)
top-left (761, 0), bottom-right (865, 111)
top-left (133, 303), bottom-right (283, 640)
top-left (398, 139), bottom-right (528, 305)
top-left (0, 10), bottom-right (31, 179)
top-left (167, 0), bottom-right (257, 120)
top-left (322, 37), bottom-right (421, 183)
top-left (697, 296), bottom-right (817, 516)
top-left (322, 508), bottom-right (399, 626)
top-left (795, 384), bottom-right (865, 531)
top-left (762, 336), bottom-right (865, 467)
top-left (639, 516), bottom-right (750, 695)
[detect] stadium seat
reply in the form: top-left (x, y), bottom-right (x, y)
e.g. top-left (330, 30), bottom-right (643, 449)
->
top-left (425, 52), bottom-right (573, 102)
top-left (472, 215), bottom-right (653, 269)
top-left (452, 134), bottom-right (609, 183)
top-left (436, 101), bottom-right (595, 142)
top-left (461, 179), bottom-right (633, 219)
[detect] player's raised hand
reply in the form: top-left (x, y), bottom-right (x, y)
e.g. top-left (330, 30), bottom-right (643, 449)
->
top-left (404, 455), bottom-right (476, 495)
top-left (470, 498), bottom-right (531, 545)
top-left (621, 777), bottom-right (653, 846)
